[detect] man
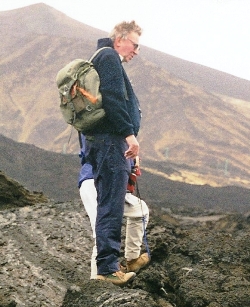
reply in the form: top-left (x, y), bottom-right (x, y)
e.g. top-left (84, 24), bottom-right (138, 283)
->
top-left (84, 21), bottom-right (143, 286)
top-left (78, 135), bottom-right (150, 280)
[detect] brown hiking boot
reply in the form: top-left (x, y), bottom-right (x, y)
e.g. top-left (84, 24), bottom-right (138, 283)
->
top-left (126, 253), bottom-right (150, 273)
top-left (97, 270), bottom-right (136, 287)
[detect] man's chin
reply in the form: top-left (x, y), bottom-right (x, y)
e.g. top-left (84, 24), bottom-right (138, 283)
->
top-left (124, 56), bottom-right (133, 62)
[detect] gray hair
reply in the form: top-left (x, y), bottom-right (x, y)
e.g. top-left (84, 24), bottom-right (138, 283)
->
top-left (109, 20), bottom-right (142, 41)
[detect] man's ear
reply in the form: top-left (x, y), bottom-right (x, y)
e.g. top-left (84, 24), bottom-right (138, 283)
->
top-left (114, 37), bottom-right (122, 48)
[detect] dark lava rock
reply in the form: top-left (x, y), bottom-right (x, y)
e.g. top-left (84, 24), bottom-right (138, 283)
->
top-left (0, 171), bottom-right (48, 209)
top-left (62, 281), bottom-right (159, 306)
top-left (0, 172), bottom-right (250, 306)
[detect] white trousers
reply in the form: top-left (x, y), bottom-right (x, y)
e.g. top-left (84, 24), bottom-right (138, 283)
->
top-left (80, 179), bottom-right (149, 279)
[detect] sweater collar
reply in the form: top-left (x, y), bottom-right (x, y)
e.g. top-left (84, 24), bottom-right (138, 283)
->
top-left (97, 38), bottom-right (123, 62)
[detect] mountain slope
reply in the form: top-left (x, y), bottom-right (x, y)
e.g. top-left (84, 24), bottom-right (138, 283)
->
top-left (1, 3), bottom-right (250, 187)
top-left (1, 134), bottom-right (250, 213)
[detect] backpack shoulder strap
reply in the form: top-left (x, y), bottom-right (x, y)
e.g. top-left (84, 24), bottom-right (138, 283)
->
top-left (89, 47), bottom-right (129, 101)
top-left (78, 131), bottom-right (83, 149)
top-left (89, 47), bottom-right (112, 62)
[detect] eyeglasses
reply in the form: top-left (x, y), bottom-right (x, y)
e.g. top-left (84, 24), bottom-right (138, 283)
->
top-left (127, 38), bottom-right (140, 51)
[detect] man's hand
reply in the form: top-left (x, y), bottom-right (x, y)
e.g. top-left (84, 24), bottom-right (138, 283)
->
top-left (125, 135), bottom-right (139, 159)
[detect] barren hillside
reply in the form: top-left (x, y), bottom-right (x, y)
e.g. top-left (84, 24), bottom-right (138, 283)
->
top-left (1, 3), bottom-right (250, 188)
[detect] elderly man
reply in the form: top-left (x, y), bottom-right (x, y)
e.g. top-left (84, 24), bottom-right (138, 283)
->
top-left (84, 21), bottom-right (146, 286)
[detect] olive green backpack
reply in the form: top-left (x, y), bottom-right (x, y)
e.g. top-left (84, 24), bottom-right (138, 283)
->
top-left (56, 47), bottom-right (110, 133)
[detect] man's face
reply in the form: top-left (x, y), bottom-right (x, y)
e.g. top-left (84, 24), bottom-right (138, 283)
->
top-left (115, 32), bottom-right (140, 62)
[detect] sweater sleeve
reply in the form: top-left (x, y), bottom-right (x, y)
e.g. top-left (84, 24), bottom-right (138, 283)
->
top-left (94, 50), bottom-right (135, 137)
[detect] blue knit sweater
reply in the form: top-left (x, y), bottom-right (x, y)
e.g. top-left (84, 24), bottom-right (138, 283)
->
top-left (88, 38), bottom-right (141, 137)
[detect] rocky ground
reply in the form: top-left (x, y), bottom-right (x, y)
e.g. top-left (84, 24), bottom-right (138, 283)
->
top-left (0, 171), bottom-right (250, 307)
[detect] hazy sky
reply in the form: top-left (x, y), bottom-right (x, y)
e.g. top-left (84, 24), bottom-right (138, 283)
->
top-left (1, 0), bottom-right (249, 81)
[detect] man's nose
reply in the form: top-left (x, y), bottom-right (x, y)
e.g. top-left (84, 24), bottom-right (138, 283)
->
top-left (134, 48), bottom-right (140, 55)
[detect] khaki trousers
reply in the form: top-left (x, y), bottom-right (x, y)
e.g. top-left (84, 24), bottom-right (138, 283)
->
top-left (80, 179), bottom-right (149, 279)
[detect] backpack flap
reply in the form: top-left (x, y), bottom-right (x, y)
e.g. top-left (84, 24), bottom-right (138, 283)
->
top-left (56, 59), bottom-right (92, 103)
